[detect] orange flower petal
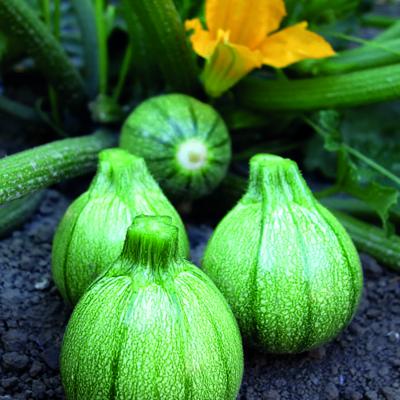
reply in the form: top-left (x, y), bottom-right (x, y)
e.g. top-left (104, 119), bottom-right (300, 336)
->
top-left (185, 18), bottom-right (217, 58)
top-left (260, 22), bottom-right (336, 68)
top-left (205, 0), bottom-right (287, 49)
top-left (202, 40), bottom-right (263, 97)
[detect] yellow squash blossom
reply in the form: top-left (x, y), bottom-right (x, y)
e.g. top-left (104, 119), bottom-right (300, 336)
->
top-left (185, 0), bottom-right (335, 97)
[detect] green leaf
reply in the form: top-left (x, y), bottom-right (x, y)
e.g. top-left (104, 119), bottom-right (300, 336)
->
top-left (341, 103), bottom-right (400, 178)
top-left (336, 149), bottom-right (398, 232)
top-left (308, 110), bottom-right (399, 231)
top-left (313, 110), bottom-right (342, 151)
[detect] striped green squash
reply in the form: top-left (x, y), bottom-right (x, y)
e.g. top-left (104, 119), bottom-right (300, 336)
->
top-left (61, 216), bottom-right (243, 399)
top-left (52, 148), bottom-right (189, 306)
top-left (203, 154), bottom-right (363, 353)
top-left (120, 94), bottom-right (231, 199)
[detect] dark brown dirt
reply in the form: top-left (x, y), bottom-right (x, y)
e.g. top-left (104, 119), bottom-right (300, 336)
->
top-left (0, 190), bottom-right (399, 400)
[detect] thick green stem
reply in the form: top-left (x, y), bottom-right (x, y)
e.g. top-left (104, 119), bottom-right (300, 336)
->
top-left (361, 14), bottom-right (398, 29)
top-left (0, 131), bottom-right (116, 204)
top-left (375, 20), bottom-right (400, 42)
top-left (297, 38), bottom-right (400, 76)
top-left (0, 0), bottom-right (86, 110)
top-left (70, 0), bottom-right (99, 98)
top-left (0, 191), bottom-right (45, 237)
top-left (237, 64), bottom-right (400, 112)
top-left (127, 0), bottom-right (198, 93)
top-left (333, 211), bottom-right (400, 272)
top-left (320, 197), bottom-right (400, 222)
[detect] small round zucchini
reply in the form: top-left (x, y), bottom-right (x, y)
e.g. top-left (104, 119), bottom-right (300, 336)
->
top-left (52, 148), bottom-right (189, 306)
top-left (120, 94), bottom-right (232, 199)
top-left (203, 154), bottom-right (363, 353)
top-left (61, 216), bottom-right (243, 399)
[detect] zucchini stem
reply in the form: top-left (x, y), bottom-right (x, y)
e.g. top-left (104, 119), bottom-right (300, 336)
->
top-left (297, 38), bottom-right (400, 76)
top-left (320, 197), bottom-right (400, 223)
top-left (0, 191), bottom-right (45, 238)
top-left (361, 14), bottom-right (398, 29)
top-left (375, 20), bottom-right (400, 42)
top-left (40, 0), bottom-right (61, 126)
top-left (0, 131), bottom-right (116, 204)
top-left (237, 64), bottom-right (400, 111)
top-left (127, 0), bottom-right (198, 93)
top-left (333, 211), bottom-right (400, 272)
top-left (70, 0), bottom-right (99, 98)
top-left (0, 0), bottom-right (87, 110)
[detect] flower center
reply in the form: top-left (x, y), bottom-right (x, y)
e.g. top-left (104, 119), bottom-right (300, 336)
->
top-left (177, 139), bottom-right (208, 171)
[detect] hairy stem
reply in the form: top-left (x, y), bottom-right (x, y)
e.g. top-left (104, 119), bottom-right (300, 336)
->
top-left (297, 38), bottom-right (400, 76)
top-left (0, 131), bottom-right (116, 204)
top-left (334, 211), bottom-right (400, 272)
top-left (0, 191), bottom-right (45, 237)
top-left (237, 64), bottom-right (400, 111)
top-left (126, 0), bottom-right (198, 93)
top-left (0, 0), bottom-right (86, 110)
top-left (361, 14), bottom-right (398, 28)
top-left (70, 0), bottom-right (99, 98)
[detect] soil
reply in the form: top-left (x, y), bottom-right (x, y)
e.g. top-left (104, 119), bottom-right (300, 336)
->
top-left (0, 190), bottom-right (399, 400)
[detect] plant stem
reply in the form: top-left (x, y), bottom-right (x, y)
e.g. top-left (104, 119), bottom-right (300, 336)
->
top-left (333, 211), bottom-right (400, 271)
top-left (0, 0), bottom-right (86, 110)
top-left (361, 14), bottom-right (398, 28)
top-left (95, 0), bottom-right (108, 95)
top-left (297, 38), bottom-right (400, 76)
top-left (0, 131), bottom-right (116, 204)
top-left (314, 185), bottom-right (340, 199)
top-left (0, 191), bottom-right (45, 237)
top-left (321, 197), bottom-right (373, 215)
top-left (40, 0), bottom-right (61, 126)
top-left (112, 42), bottom-right (134, 102)
top-left (344, 145), bottom-right (400, 188)
top-left (53, 0), bottom-right (61, 39)
top-left (127, 0), bottom-right (198, 93)
top-left (0, 96), bottom-right (39, 122)
top-left (320, 197), bottom-right (400, 222)
top-left (237, 64), bottom-right (400, 112)
top-left (70, 0), bottom-right (99, 98)
top-left (375, 21), bottom-right (400, 42)
top-left (121, 4), bottom-right (159, 94)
